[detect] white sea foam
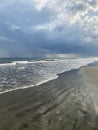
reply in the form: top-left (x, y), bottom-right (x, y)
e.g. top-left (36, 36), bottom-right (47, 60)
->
top-left (0, 75), bottom-right (58, 94)
top-left (0, 61), bottom-right (29, 67)
top-left (13, 61), bottom-right (29, 64)
top-left (0, 57), bottom-right (98, 94)
top-left (0, 62), bottom-right (16, 66)
top-left (0, 57), bottom-right (98, 66)
top-left (0, 60), bottom-right (54, 67)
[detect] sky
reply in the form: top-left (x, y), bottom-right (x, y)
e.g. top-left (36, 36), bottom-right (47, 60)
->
top-left (0, 0), bottom-right (98, 58)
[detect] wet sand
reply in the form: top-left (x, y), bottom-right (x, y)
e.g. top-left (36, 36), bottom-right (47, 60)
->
top-left (0, 67), bottom-right (98, 130)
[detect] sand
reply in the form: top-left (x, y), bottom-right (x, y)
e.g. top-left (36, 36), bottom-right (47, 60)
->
top-left (0, 67), bottom-right (98, 130)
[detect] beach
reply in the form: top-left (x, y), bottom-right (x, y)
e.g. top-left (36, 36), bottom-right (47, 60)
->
top-left (0, 66), bottom-right (98, 130)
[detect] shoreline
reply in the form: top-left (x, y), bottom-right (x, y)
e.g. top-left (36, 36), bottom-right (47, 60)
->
top-left (0, 63), bottom-right (90, 95)
top-left (0, 59), bottom-right (98, 95)
top-left (0, 65), bottom-right (98, 130)
top-left (0, 75), bottom-right (58, 95)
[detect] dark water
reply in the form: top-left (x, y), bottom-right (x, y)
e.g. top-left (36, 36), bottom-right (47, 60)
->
top-left (0, 58), bottom-right (34, 63)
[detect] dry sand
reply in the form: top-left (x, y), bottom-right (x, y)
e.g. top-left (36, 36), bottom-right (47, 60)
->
top-left (0, 67), bottom-right (98, 130)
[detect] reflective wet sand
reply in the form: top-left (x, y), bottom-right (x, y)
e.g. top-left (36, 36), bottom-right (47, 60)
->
top-left (0, 67), bottom-right (98, 130)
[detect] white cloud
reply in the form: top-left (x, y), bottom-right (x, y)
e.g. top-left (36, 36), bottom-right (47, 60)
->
top-left (33, 0), bottom-right (98, 25)
top-left (34, 0), bottom-right (49, 11)
top-left (33, 21), bottom-right (57, 31)
top-left (0, 0), bottom-right (98, 44)
top-left (9, 25), bottom-right (20, 31)
top-left (23, 0), bottom-right (98, 44)
top-left (80, 16), bottom-right (98, 42)
top-left (1, 0), bottom-right (98, 26)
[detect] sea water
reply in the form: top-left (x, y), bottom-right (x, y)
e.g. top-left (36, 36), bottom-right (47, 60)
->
top-left (0, 57), bottom-right (98, 94)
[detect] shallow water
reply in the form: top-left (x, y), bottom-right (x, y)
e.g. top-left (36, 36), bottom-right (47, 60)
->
top-left (0, 58), bottom-right (98, 93)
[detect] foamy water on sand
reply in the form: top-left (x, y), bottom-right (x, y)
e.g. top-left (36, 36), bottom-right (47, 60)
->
top-left (0, 57), bottom-right (98, 94)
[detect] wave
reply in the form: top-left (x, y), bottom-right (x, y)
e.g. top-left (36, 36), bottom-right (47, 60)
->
top-left (0, 57), bottom-right (98, 94)
top-left (0, 57), bottom-right (98, 66)
top-left (0, 60), bottom-right (57, 66)
top-left (0, 75), bottom-right (58, 95)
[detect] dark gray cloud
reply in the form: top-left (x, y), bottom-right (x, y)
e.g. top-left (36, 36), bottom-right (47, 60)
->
top-left (0, 0), bottom-right (98, 58)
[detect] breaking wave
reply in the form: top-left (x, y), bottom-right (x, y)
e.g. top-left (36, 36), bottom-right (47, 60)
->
top-left (0, 57), bottom-right (98, 94)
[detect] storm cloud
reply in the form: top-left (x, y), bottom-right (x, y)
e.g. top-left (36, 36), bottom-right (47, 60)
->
top-left (0, 0), bottom-right (98, 58)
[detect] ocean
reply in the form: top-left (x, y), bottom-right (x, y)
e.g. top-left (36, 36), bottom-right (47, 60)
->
top-left (0, 57), bottom-right (98, 94)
